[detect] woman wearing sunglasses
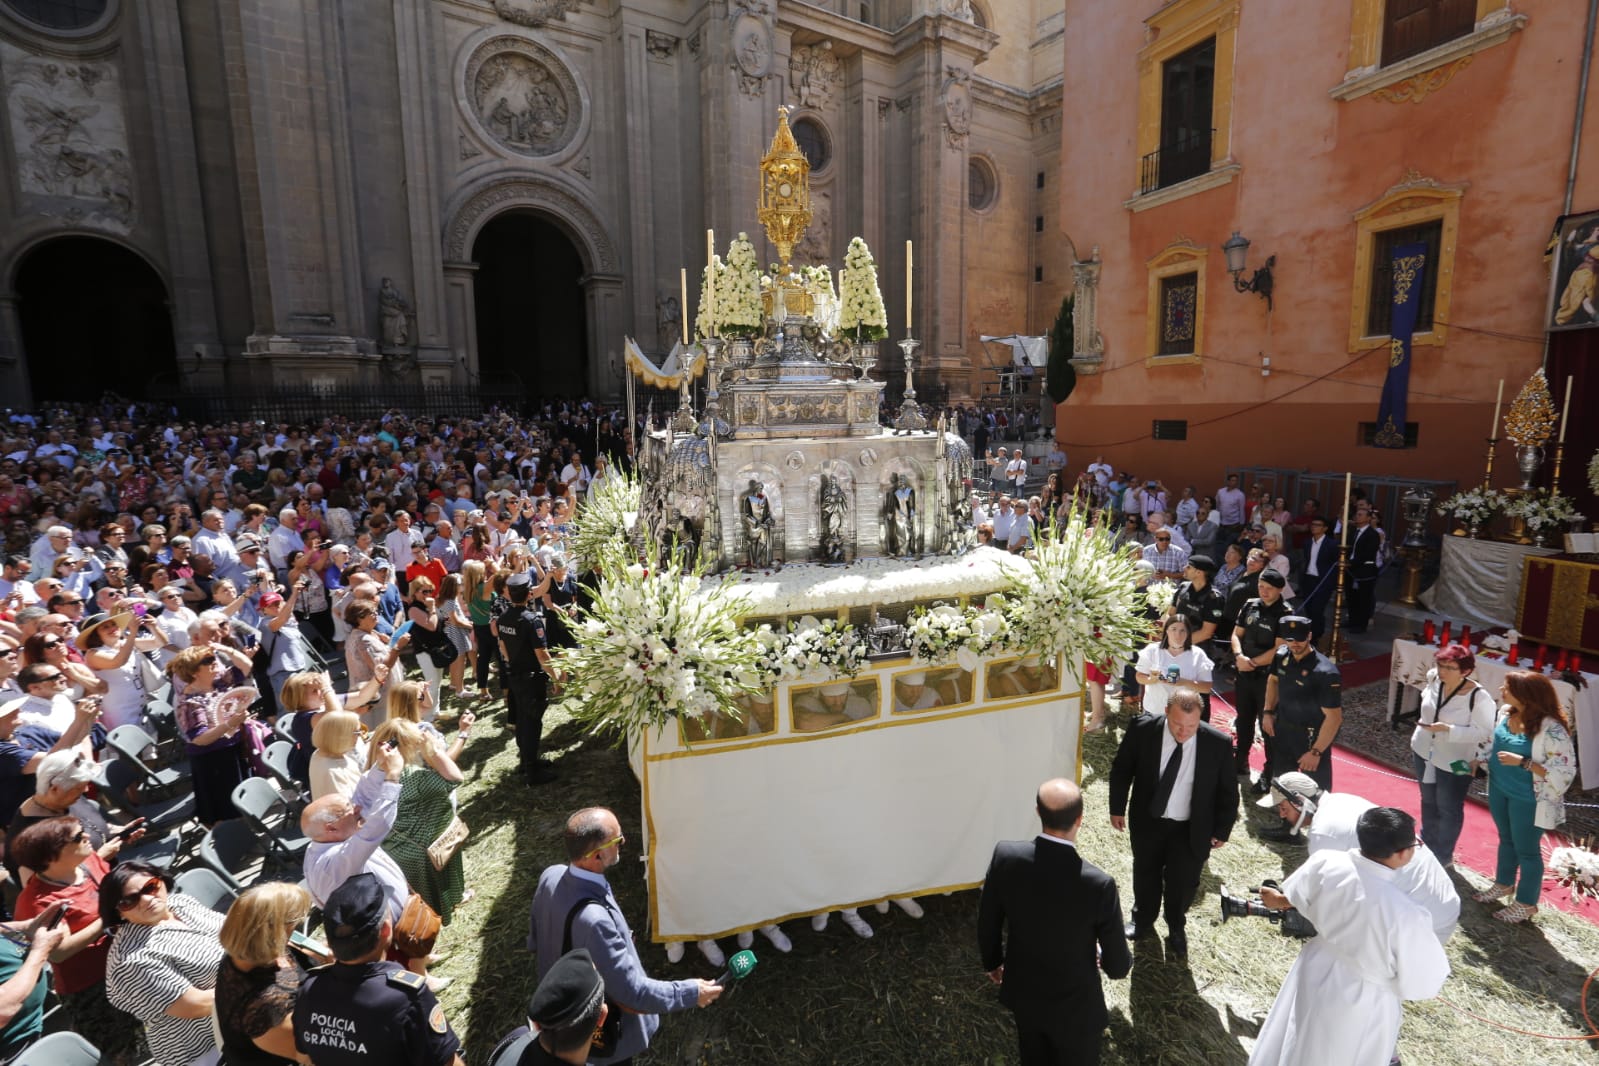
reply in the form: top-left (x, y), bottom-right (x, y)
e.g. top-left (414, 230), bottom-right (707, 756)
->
top-left (169, 645), bottom-right (254, 827)
top-left (21, 630), bottom-right (105, 701)
top-left (11, 817), bottom-right (146, 1065)
top-left (100, 861), bottom-right (227, 1066)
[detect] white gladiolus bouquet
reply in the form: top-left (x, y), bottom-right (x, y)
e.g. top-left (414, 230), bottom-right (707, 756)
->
top-left (1505, 489), bottom-right (1585, 531)
top-left (1436, 487), bottom-right (1508, 525)
top-left (721, 233), bottom-right (765, 338)
top-left (1146, 580), bottom-right (1177, 615)
top-left (561, 550), bottom-right (763, 736)
top-left (837, 236), bottom-right (888, 342)
top-left (1549, 844), bottom-right (1599, 902)
top-left (1004, 506), bottom-right (1146, 669)
top-left (695, 256), bottom-right (727, 340)
top-left (759, 615), bottom-right (870, 682)
top-left (568, 462), bottom-right (640, 574)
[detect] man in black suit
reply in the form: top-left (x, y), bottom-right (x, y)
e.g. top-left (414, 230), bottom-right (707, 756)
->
top-left (1109, 687), bottom-right (1239, 957)
top-left (1298, 516), bottom-right (1340, 640)
top-left (978, 778), bottom-right (1131, 1066)
top-left (1345, 506), bottom-right (1381, 633)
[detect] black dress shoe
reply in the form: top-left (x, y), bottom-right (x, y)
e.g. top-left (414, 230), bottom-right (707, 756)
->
top-left (523, 765), bottom-right (559, 784)
top-left (1125, 922), bottom-right (1154, 940)
top-left (1250, 776), bottom-right (1273, 795)
top-left (1257, 822), bottom-right (1304, 844)
top-left (1167, 930), bottom-right (1188, 958)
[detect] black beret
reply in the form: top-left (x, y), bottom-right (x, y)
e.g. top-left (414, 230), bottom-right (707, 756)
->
top-left (1278, 615), bottom-right (1313, 640)
top-left (323, 873), bottom-right (387, 945)
top-left (1188, 554), bottom-right (1217, 575)
top-left (1259, 569), bottom-right (1286, 588)
top-left (506, 572), bottom-right (532, 596)
top-left (528, 949), bottom-right (605, 1030)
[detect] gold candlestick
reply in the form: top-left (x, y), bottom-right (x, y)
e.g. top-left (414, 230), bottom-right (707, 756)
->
top-left (1553, 441), bottom-right (1565, 496)
top-left (1482, 437), bottom-right (1497, 491)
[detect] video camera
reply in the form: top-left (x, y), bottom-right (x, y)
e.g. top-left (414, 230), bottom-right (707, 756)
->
top-left (1219, 880), bottom-right (1318, 939)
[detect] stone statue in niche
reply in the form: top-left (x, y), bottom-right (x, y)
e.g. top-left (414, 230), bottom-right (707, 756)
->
top-left (474, 53), bottom-right (571, 155)
top-left (656, 292), bottom-right (681, 352)
top-left (797, 188), bottom-right (831, 264)
top-left (741, 478), bottom-right (776, 569)
top-left (379, 277), bottom-right (414, 348)
top-left (940, 0), bottom-right (976, 19)
top-left (882, 472), bottom-right (918, 557)
top-left (819, 475), bottom-right (849, 563)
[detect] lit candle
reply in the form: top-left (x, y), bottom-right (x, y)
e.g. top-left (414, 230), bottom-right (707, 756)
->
top-left (1490, 379), bottom-right (1504, 439)
top-left (906, 240), bottom-right (914, 333)
top-left (1339, 472), bottom-right (1352, 549)
top-left (679, 268), bottom-right (689, 346)
top-left (1559, 375), bottom-right (1573, 444)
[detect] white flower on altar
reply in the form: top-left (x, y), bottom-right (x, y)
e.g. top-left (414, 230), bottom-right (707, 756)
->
top-left (721, 234), bottom-right (765, 338)
top-left (837, 236), bottom-right (888, 342)
top-left (696, 256), bottom-right (728, 339)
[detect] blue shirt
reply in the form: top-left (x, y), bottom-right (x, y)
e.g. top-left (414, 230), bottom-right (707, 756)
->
top-left (1488, 718), bottom-right (1535, 801)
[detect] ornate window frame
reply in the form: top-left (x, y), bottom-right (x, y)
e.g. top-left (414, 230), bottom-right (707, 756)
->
top-left (1132, 0), bottom-right (1241, 205)
top-left (1145, 240), bottom-right (1208, 366)
top-left (967, 154), bottom-right (998, 213)
top-left (1347, 173), bottom-right (1465, 353)
top-left (1331, 1), bottom-right (1526, 102)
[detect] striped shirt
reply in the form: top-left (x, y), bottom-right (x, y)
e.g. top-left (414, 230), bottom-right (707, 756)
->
top-left (105, 894), bottom-right (226, 1066)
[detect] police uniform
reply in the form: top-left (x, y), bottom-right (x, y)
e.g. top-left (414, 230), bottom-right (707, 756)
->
top-left (487, 948), bottom-right (607, 1066)
top-left (1266, 627), bottom-right (1342, 790)
top-left (1231, 582), bottom-right (1291, 779)
top-left (295, 873), bottom-right (462, 1066)
top-left (1172, 578), bottom-right (1226, 644)
top-left (497, 574), bottom-right (552, 781)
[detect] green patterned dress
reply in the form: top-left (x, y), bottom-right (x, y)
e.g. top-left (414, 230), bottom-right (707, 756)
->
top-left (381, 766), bottom-right (465, 923)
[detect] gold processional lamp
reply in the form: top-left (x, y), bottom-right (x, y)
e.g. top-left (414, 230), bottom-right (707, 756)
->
top-left (759, 107), bottom-right (813, 319)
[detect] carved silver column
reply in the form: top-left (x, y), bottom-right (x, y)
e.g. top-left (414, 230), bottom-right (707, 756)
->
top-left (673, 353), bottom-right (698, 433)
top-left (699, 337), bottom-right (730, 438)
top-left (894, 338), bottom-right (926, 432)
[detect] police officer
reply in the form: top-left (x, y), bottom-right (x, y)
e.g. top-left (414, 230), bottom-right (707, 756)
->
top-left (294, 873), bottom-right (464, 1066)
top-left (486, 949), bottom-right (609, 1066)
top-left (1170, 554), bottom-right (1226, 647)
top-left (1230, 570), bottom-right (1291, 791)
top-left (498, 571), bottom-right (558, 784)
top-left (1261, 615), bottom-right (1344, 793)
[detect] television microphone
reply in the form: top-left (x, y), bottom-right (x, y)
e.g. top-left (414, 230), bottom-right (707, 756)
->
top-left (714, 949), bottom-right (758, 987)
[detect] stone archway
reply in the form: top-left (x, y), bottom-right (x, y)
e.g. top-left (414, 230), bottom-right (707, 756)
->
top-left (443, 175), bottom-right (624, 400)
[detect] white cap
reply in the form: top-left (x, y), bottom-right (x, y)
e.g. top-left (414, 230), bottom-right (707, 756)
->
top-left (1258, 770), bottom-right (1322, 810)
top-left (901, 671), bottom-right (926, 685)
top-left (820, 682), bottom-right (851, 696)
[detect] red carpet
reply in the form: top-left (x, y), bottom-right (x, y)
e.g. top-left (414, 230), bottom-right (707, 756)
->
top-left (1209, 687), bottom-right (1599, 925)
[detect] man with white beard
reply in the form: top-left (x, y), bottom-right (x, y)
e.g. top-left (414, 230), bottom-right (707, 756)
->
top-left (1248, 807), bottom-right (1449, 1066)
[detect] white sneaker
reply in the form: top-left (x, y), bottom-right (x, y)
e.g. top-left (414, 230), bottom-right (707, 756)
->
top-left (736, 931), bottom-right (754, 949)
top-left (873, 900), bottom-right (890, 914)
top-left (840, 909), bottom-right (874, 939)
top-left (697, 938), bottom-right (726, 967)
top-left (810, 913), bottom-right (829, 932)
top-left (759, 923), bottom-right (793, 953)
top-left (892, 897), bottom-right (925, 918)
top-left (666, 941), bottom-right (685, 964)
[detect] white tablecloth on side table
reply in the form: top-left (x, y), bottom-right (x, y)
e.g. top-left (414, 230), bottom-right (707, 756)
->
top-left (1387, 637), bottom-right (1599, 789)
top-left (1417, 536), bottom-right (1558, 628)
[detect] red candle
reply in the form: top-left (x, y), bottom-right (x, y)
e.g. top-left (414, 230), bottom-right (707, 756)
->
top-left (1440, 621), bottom-right (1452, 646)
top-left (1422, 619), bottom-right (1436, 643)
top-left (1534, 644), bottom-right (1547, 671)
top-left (1556, 648), bottom-right (1570, 673)
top-left (1460, 625), bottom-right (1473, 649)
top-left (1507, 641), bottom-right (1519, 665)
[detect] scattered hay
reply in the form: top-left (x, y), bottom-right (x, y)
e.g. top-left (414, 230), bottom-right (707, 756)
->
top-left (430, 701), bottom-right (1599, 1064)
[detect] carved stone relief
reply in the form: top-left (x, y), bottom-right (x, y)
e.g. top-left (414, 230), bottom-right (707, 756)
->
top-left (645, 30), bottom-right (679, 58)
top-left (458, 129), bottom-right (483, 160)
top-left (1070, 246), bottom-right (1105, 371)
top-left (1, 44), bottom-right (133, 230)
top-left (789, 42), bottom-right (841, 109)
top-left (465, 36), bottom-right (583, 159)
top-left (940, 0), bottom-right (976, 18)
top-left (493, 0), bottom-right (586, 28)
top-left (732, 13), bottom-right (771, 96)
top-left (796, 187), bottom-right (831, 264)
top-left (941, 70), bottom-right (971, 148)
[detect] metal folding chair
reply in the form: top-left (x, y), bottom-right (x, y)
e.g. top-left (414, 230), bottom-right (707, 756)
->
top-left (230, 776), bottom-right (309, 862)
top-left (173, 866), bottom-right (240, 914)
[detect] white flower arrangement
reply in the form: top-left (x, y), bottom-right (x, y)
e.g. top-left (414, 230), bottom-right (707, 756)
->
top-left (758, 615), bottom-right (870, 682)
top-left (906, 602), bottom-right (1012, 671)
top-left (568, 463), bottom-right (640, 574)
top-left (1436, 487), bottom-right (1508, 526)
top-left (707, 549), bottom-right (1031, 618)
top-left (1002, 506), bottom-right (1147, 670)
top-left (1588, 449), bottom-right (1599, 499)
top-left (802, 265), bottom-right (839, 336)
top-left (1548, 844), bottom-right (1599, 902)
top-left (837, 236), bottom-right (888, 342)
top-left (1146, 580), bottom-right (1177, 615)
top-left (695, 256), bottom-right (727, 340)
top-left (562, 552), bottom-right (763, 735)
top-left (720, 233), bottom-right (765, 339)
top-left (1505, 489), bottom-right (1586, 531)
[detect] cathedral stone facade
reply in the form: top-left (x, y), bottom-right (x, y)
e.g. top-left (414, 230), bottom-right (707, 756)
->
top-left (0, 0), bottom-right (1064, 406)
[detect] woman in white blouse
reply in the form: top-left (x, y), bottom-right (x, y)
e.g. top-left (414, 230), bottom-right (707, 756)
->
top-left (1409, 643), bottom-right (1494, 868)
top-left (1134, 615), bottom-right (1215, 717)
top-left (308, 709), bottom-right (368, 801)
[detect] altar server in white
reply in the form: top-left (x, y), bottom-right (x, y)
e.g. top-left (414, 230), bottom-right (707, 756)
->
top-left (1249, 807), bottom-right (1450, 1066)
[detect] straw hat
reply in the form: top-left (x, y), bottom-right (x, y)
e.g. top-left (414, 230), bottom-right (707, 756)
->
top-left (74, 611), bottom-right (133, 650)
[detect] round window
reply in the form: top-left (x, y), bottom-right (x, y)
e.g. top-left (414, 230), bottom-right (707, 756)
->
top-left (4, 0), bottom-right (107, 30)
top-left (969, 157), bottom-right (998, 211)
top-left (791, 117), bottom-right (831, 174)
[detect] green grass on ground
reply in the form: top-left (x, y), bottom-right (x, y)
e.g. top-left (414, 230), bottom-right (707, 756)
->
top-left (431, 696), bottom-right (1599, 1065)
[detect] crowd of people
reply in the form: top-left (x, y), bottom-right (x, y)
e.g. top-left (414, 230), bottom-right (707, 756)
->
top-left (0, 395), bottom-right (1578, 1066)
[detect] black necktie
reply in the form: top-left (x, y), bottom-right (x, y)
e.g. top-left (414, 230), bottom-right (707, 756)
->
top-left (1150, 742), bottom-right (1183, 818)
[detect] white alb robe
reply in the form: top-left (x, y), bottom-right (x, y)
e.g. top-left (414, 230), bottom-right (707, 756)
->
top-left (1248, 849), bottom-right (1450, 1066)
top-left (1306, 792), bottom-right (1460, 943)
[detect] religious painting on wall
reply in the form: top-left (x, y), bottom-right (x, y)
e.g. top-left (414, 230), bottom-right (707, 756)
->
top-left (1547, 209), bottom-right (1599, 331)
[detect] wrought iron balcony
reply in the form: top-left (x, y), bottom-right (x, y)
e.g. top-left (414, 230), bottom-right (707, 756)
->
top-left (1139, 131), bottom-right (1214, 195)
